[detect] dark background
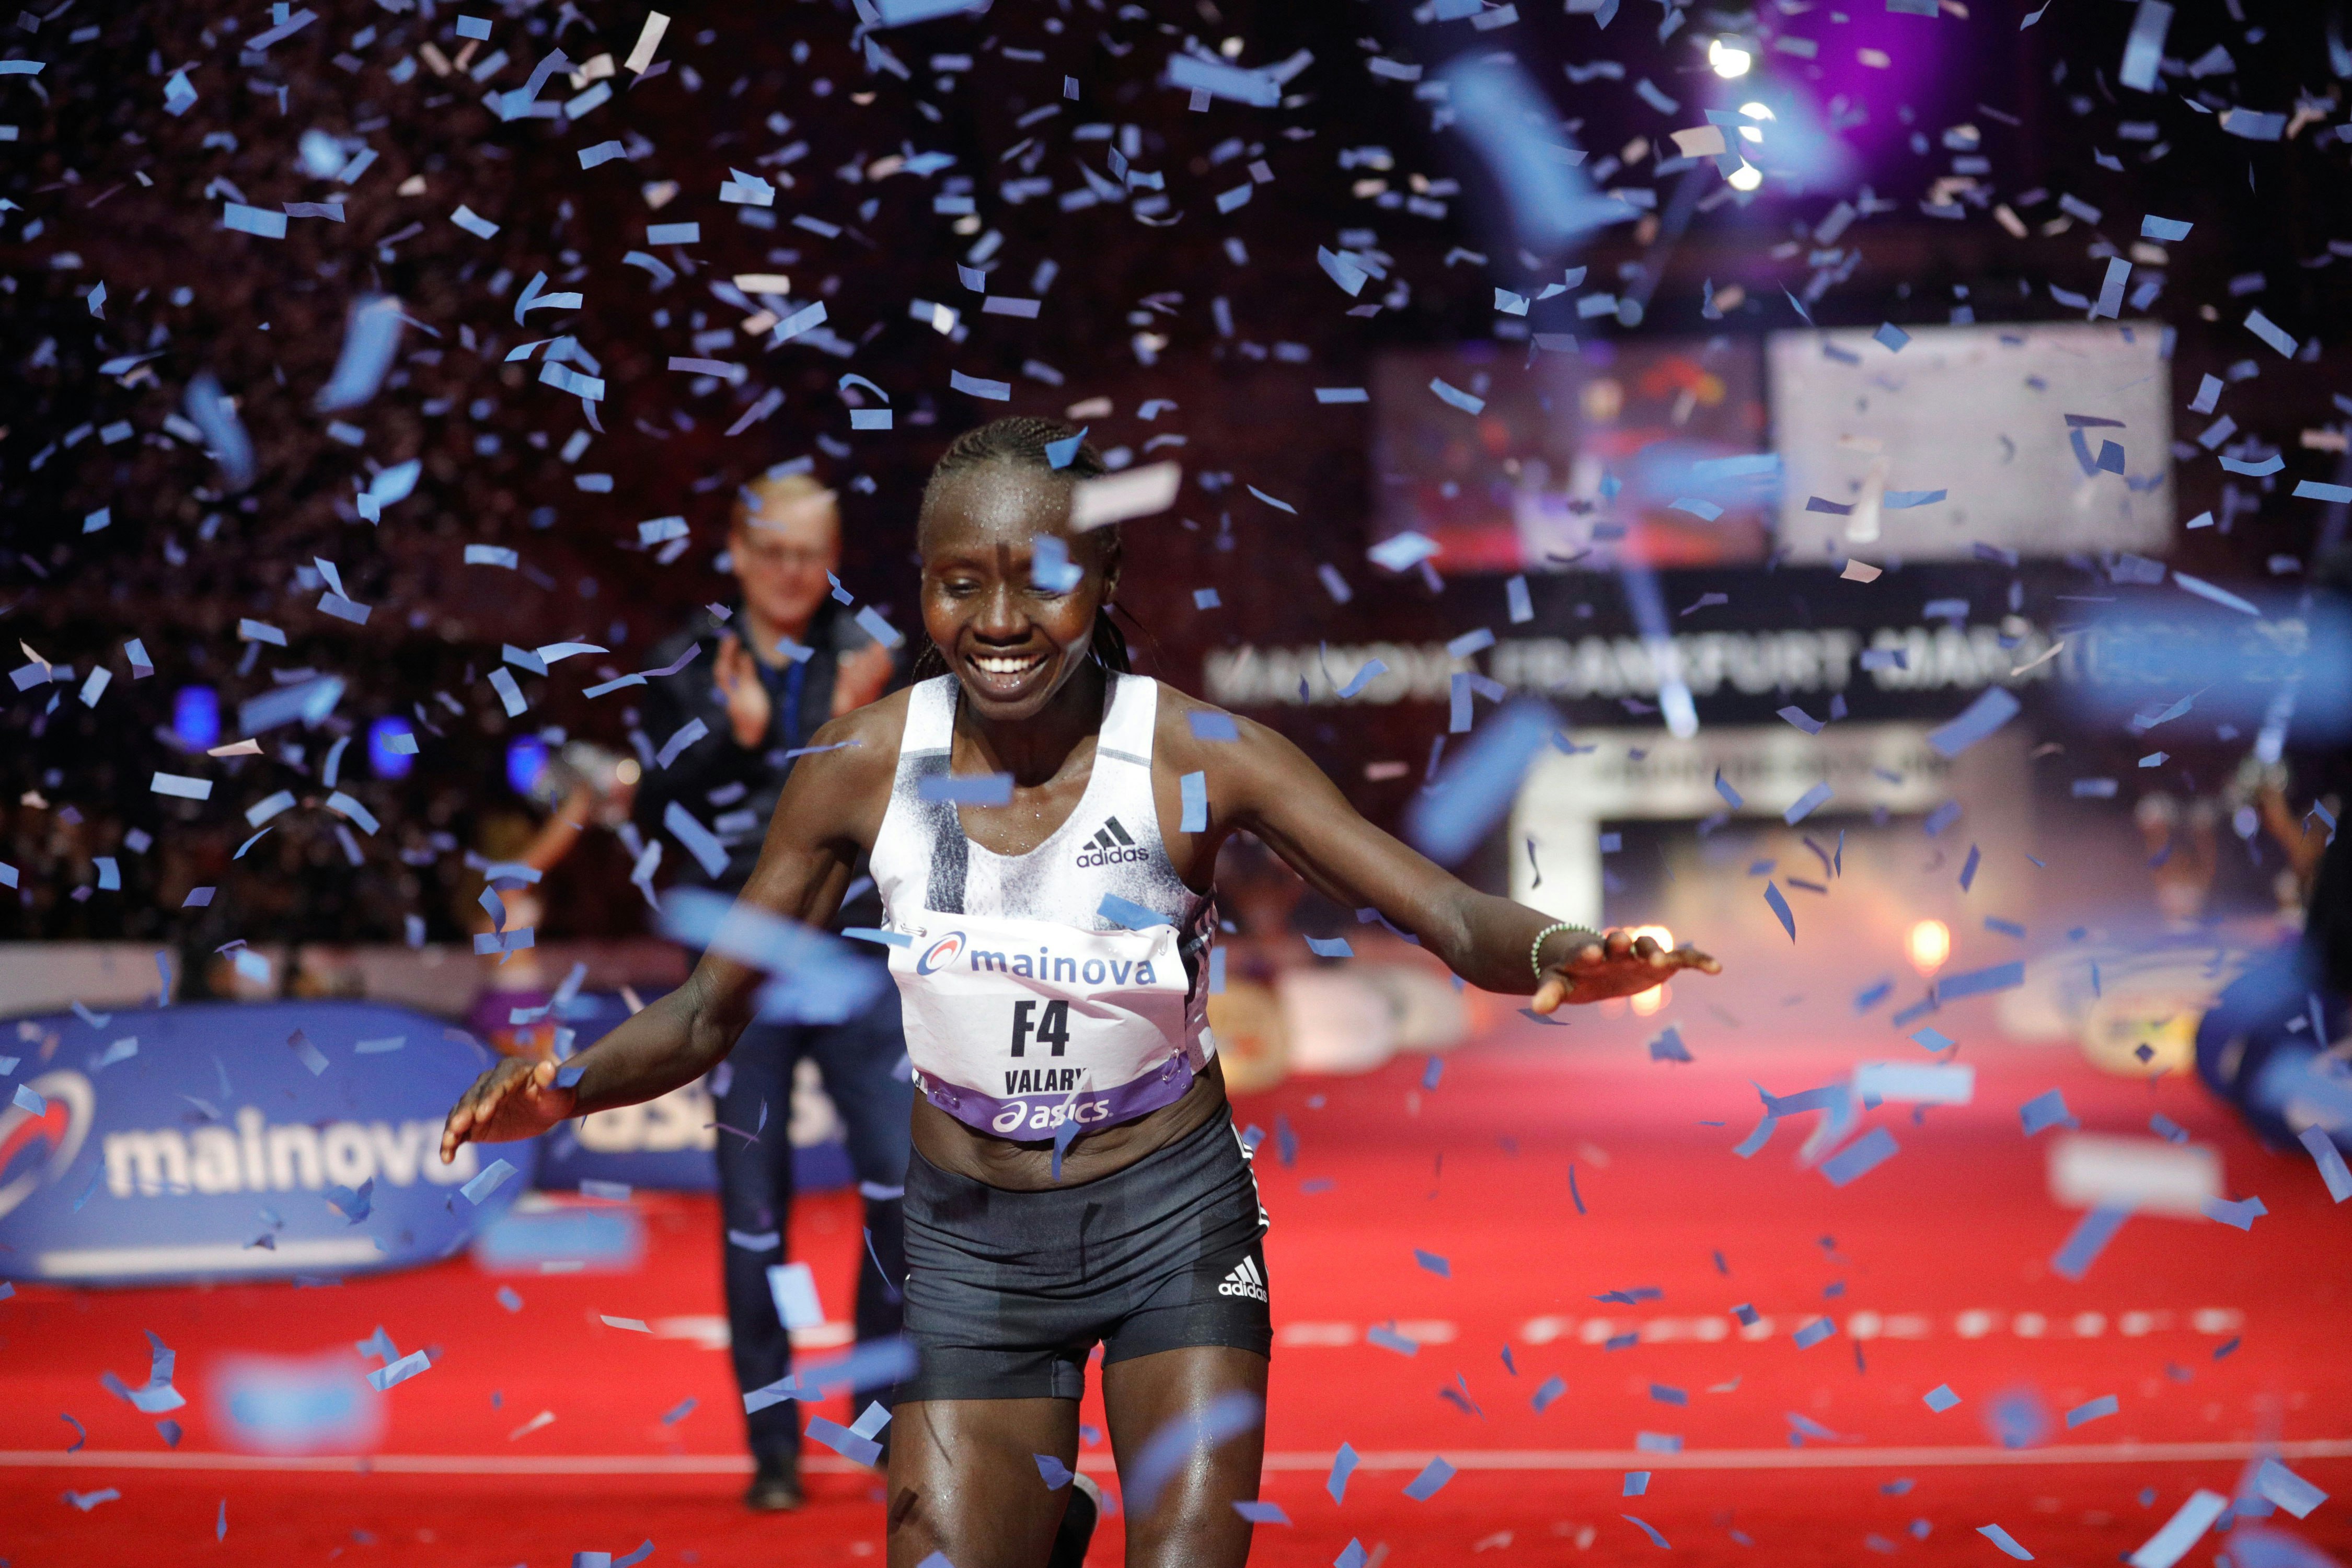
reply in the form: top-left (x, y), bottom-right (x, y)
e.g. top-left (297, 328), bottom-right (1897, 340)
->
top-left (0, 0), bottom-right (2345, 948)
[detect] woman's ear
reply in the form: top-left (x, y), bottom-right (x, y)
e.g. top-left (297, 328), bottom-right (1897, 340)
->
top-left (1096, 531), bottom-right (1123, 605)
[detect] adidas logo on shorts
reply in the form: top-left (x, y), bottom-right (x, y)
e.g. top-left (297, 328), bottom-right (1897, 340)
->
top-left (1216, 1254), bottom-right (1268, 1304)
top-left (1074, 815), bottom-right (1149, 868)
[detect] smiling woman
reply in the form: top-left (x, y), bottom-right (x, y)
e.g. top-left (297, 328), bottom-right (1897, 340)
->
top-left (911, 417), bottom-right (1140, 691)
top-left (439, 416), bottom-right (1719, 1568)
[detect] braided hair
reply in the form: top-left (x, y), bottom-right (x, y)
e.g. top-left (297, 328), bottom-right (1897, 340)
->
top-left (915, 416), bottom-right (1139, 676)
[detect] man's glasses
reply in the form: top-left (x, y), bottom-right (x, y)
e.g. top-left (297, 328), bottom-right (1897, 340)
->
top-left (736, 541), bottom-right (831, 570)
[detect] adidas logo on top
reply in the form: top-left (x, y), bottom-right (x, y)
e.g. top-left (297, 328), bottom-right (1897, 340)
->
top-left (1217, 1254), bottom-right (1268, 1303)
top-left (1074, 815), bottom-right (1150, 869)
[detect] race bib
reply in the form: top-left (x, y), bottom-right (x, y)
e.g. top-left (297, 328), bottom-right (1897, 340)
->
top-left (888, 910), bottom-right (1207, 1137)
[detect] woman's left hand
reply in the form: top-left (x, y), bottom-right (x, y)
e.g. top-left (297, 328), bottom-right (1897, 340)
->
top-left (1531, 927), bottom-right (1721, 1012)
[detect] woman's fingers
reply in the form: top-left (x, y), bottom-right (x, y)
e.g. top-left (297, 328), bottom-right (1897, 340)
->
top-left (1530, 931), bottom-right (1724, 1012)
top-left (441, 1081), bottom-right (481, 1163)
top-left (443, 1063), bottom-right (523, 1162)
top-left (455, 1073), bottom-right (502, 1147)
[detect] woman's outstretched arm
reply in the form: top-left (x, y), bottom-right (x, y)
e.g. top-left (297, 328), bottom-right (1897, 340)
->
top-left (1179, 701), bottom-right (1719, 1011)
top-left (441, 699), bottom-right (902, 1161)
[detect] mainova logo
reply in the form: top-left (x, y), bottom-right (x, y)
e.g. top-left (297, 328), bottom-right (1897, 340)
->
top-left (915, 932), bottom-right (967, 976)
top-left (0, 1070), bottom-right (95, 1222)
top-left (99, 1108), bottom-right (477, 1200)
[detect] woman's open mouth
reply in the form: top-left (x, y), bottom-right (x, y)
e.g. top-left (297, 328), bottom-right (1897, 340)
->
top-left (964, 649), bottom-right (1051, 698)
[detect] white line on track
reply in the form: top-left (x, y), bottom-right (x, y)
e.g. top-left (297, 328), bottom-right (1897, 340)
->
top-left (3, 1439), bottom-right (2346, 1478)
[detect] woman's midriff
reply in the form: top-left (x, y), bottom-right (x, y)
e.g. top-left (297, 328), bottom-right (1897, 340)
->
top-left (909, 1056), bottom-right (1232, 1192)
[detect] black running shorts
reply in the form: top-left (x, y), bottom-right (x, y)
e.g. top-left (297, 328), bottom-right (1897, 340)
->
top-left (898, 1111), bottom-right (1273, 1403)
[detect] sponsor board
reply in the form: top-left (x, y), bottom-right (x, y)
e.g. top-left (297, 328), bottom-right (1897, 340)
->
top-left (0, 1000), bottom-right (530, 1284)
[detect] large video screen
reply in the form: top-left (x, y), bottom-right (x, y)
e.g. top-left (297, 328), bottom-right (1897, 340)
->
top-left (1768, 321), bottom-right (2174, 562)
top-left (1371, 340), bottom-right (1772, 572)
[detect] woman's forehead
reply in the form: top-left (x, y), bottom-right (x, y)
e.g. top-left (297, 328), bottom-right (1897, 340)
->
top-left (920, 463), bottom-right (1078, 554)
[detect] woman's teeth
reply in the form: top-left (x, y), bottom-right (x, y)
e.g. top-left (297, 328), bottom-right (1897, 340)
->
top-left (974, 654), bottom-right (1045, 676)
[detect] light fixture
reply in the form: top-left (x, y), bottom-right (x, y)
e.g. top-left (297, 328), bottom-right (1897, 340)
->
top-left (367, 717), bottom-right (416, 780)
top-left (1738, 124), bottom-right (1764, 143)
top-left (1739, 101), bottom-right (1777, 120)
top-left (505, 736), bottom-right (549, 798)
top-left (171, 686), bottom-right (221, 752)
top-left (1728, 162), bottom-right (1763, 191)
top-left (1708, 38), bottom-right (1753, 78)
top-left (1627, 926), bottom-right (1675, 1013)
top-left (1907, 918), bottom-right (1952, 976)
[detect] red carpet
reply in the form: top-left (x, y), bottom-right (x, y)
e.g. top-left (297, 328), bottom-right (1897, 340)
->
top-left (5, 996), bottom-right (2348, 1566)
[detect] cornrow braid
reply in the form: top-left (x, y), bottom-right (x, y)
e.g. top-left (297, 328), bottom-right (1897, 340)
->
top-left (915, 416), bottom-right (1142, 677)
top-left (925, 414), bottom-right (1110, 490)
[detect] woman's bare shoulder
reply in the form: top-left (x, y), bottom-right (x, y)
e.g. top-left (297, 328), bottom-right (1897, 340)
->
top-left (800, 684), bottom-right (916, 790)
top-left (1149, 678), bottom-right (1299, 773)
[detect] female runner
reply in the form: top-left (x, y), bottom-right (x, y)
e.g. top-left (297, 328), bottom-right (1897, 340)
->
top-left (441, 417), bottom-right (1719, 1568)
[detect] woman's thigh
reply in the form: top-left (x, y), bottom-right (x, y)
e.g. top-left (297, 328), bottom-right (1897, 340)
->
top-left (886, 1397), bottom-right (1080, 1568)
top-left (1103, 1345), bottom-right (1269, 1568)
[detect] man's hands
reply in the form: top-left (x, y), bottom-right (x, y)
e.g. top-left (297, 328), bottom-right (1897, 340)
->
top-left (832, 641), bottom-right (895, 717)
top-left (1530, 927), bottom-right (1721, 1013)
top-left (713, 632), bottom-right (773, 748)
top-left (718, 632), bottom-right (893, 743)
top-left (440, 1055), bottom-right (579, 1164)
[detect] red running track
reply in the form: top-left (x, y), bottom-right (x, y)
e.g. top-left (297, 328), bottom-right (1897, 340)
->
top-left (3, 1004), bottom-right (2348, 1566)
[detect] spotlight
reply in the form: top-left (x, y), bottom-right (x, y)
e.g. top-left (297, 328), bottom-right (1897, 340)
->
top-left (1627, 925), bottom-right (1675, 1013)
top-left (367, 717), bottom-right (416, 780)
top-left (1709, 38), bottom-right (1753, 78)
top-left (171, 686), bottom-right (221, 752)
top-left (1728, 163), bottom-right (1764, 191)
top-left (1738, 101), bottom-right (1777, 121)
top-left (505, 736), bottom-right (549, 798)
top-left (1907, 919), bottom-right (1952, 976)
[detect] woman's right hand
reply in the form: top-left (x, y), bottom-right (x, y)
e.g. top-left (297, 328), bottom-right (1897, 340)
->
top-left (441, 1055), bottom-right (578, 1164)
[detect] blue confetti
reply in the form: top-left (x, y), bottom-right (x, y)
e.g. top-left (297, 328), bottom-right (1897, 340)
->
top-left (1403, 1456), bottom-right (1456, 1501)
top-left (1620, 1514), bottom-right (1673, 1550)
top-left (1976, 1523), bottom-right (2034, 1561)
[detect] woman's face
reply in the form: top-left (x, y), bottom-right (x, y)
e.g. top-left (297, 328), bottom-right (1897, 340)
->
top-left (918, 462), bottom-right (1117, 724)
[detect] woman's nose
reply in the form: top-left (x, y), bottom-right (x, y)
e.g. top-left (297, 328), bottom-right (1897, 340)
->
top-left (973, 581), bottom-right (1027, 640)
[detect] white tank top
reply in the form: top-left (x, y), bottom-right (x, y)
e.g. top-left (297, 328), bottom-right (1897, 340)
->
top-left (871, 672), bottom-right (1218, 1138)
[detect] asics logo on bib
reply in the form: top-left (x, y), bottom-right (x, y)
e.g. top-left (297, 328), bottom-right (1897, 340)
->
top-left (1217, 1254), bottom-right (1268, 1303)
top-left (1074, 815), bottom-right (1149, 868)
top-left (989, 1099), bottom-right (1113, 1135)
top-left (915, 932), bottom-right (966, 976)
